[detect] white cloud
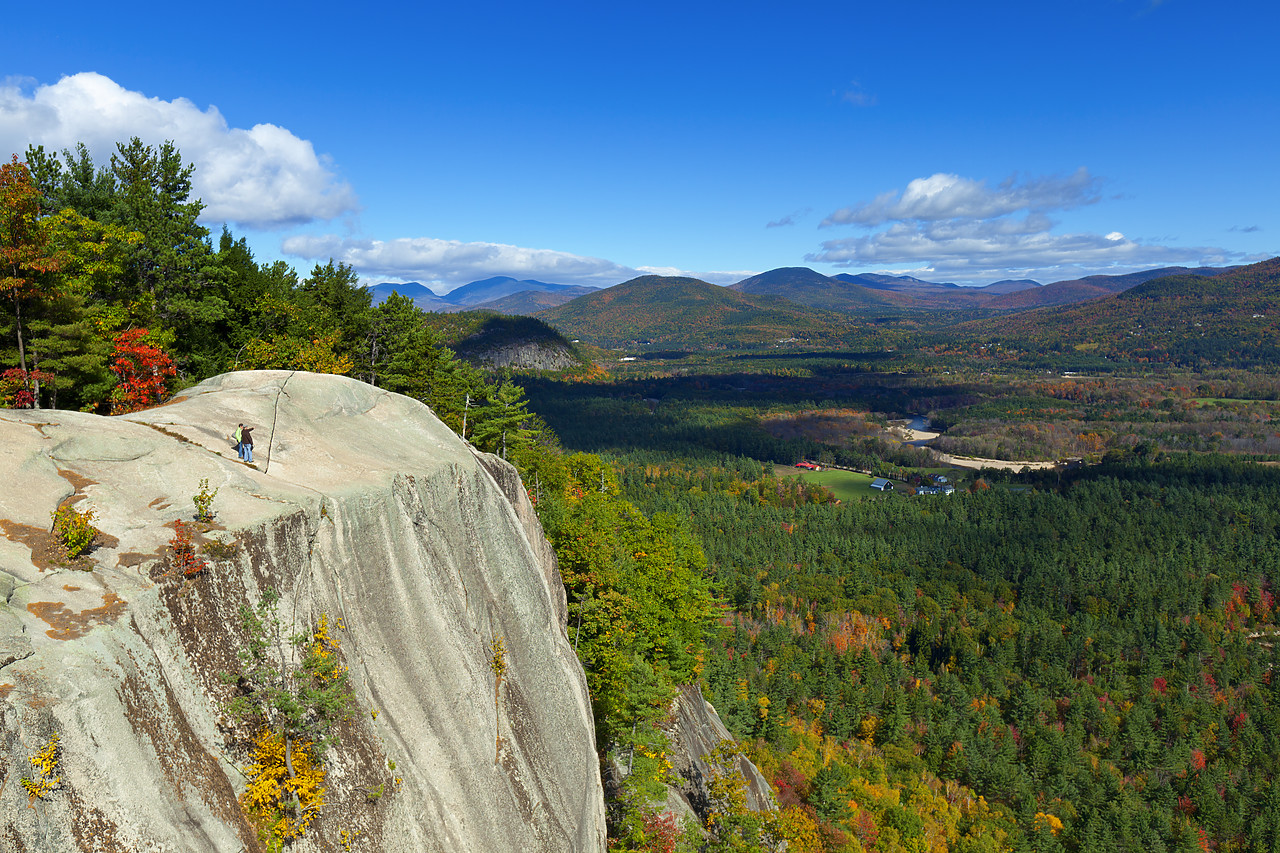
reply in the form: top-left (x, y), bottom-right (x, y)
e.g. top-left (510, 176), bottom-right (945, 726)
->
top-left (283, 234), bottom-right (748, 290)
top-left (822, 169), bottom-right (1102, 227)
top-left (807, 218), bottom-right (1239, 283)
top-left (811, 168), bottom-right (1247, 283)
top-left (635, 265), bottom-right (688, 277)
top-left (282, 234), bottom-right (646, 290)
top-left (635, 266), bottom-right (755, 285)
top-left (0, 72), bottom-right (357, 229)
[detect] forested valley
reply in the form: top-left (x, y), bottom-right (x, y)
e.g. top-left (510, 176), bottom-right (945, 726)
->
top-left (615, 455), bottom-right (1280, 852)
top-left (6, 142), bottom-right (1280, 852)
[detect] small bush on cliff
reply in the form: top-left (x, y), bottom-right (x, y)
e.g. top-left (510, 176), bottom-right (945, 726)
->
top-left (192, 477), bottom-right (217, 521)
top-left (108, 328), bottom-right (176, 414)
top-left (229, 592), bottom-right (354, 845)
top-left (610, 723), bottom-right (696, 852)
top-left (611, 806), bottom-right (698, 853)
top-left (50, 504), bottom-right (97, 559)
top-left (201, 535), bottom-right (239, 560)
top-left (232, 593), bottom-right (354, 744)
top-left (489, 635), bottom-right (507, 762)
top-left (242, 728), bottom-right (327, 842)
top-left (20, 731), bottom-right (61, 804)
top-left (702, 741), bottom-right (781, 851)
top-left (168, 520), bottom-right (207, 576)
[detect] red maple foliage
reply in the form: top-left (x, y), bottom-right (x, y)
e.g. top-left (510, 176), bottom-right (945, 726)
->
top-left (169, 521), bottom-right (207, 577)
top-left (109, 329), bottom-right (176, 414)
top-left (850, 807), bottom-right (879, 848)
top-left (772, 760), bottom-right (809, 808)
top-left (638, 810), bottom-right (680, 853)
top-left (1, 366), bottom-right (53, 408)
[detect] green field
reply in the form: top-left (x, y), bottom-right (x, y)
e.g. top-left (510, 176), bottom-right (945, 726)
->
top-left (773, 465), bottom-right (893, 500)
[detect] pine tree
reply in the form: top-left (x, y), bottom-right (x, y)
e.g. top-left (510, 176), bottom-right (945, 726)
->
top-left (470, 377), bottom-right (536, 461)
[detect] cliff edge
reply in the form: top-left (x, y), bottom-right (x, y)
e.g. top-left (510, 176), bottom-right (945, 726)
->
top-left (0, 370), bottom-right (606, 852)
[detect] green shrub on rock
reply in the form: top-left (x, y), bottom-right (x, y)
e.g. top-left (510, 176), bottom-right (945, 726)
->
top-left (50, 505), bottom-right (97, 558)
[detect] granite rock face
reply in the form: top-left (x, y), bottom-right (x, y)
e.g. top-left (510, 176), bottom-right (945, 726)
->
top-left (0, 371), bottom-right (606, 852)
top-left (457, 339), bottom-right (578, 371)
top-left (663, 685), bottom-right (776, 820)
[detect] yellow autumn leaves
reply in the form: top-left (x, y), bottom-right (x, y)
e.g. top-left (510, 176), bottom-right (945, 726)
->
top-left (241, 729), bottom-right (326, 840)
top-left (21, 731), bottom-right (61, 803)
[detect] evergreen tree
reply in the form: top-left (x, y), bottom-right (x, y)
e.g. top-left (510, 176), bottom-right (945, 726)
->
top-left (471, 376), bottom-right (537, 461)
top-left (24, 143), bottom-right (118, 222)
top-left (367, 292), bottom-right (435, 391)
top-left (108, 138), bottom-right (221, 373)
top-left (296, 259), bottom-right (371, 371)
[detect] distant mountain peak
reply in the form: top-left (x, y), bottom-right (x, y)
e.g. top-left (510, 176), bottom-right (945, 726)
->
top-left (443, 276), bottom-right (589, 307)
top-left (981, 279), bottom-right (1043, 295)
top-left (367, 281), bottom-right (452, 311)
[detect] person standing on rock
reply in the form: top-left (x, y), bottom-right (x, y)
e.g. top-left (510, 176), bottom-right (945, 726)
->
top-left (240, 424), bottom-right (255, 463)
top-left (233, 423), bottom-right (243, 459)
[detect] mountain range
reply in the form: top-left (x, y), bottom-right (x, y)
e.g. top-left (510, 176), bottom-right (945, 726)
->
top-left (729, 266), bottom-right (1047, 312)
top-left (368, 276), bottom-right (597, 313)
top-left (729, 265), bottom-right (1241, 313)
top-left (527, 259), bottom-right (1280, 359)
top-left (981, 265), bottom-right (1239, 310)
top-left (371, 264), bottom-right (1243, 321)
top-left (369, 260), bottom-right (1276, 363)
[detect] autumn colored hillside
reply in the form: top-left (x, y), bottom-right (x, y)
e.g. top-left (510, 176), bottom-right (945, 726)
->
top-left (962, 258), bottom-right (1280, 368)
top-left (537, 275), bottom-right (865, 350)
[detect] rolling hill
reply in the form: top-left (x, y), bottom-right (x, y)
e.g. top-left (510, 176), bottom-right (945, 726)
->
top-left (968, 257), bottom-right (1280, 367)
top-left (730, 267), bottom-right (900, 312)
top-left (982, 279), bottom-right (1043, 295)
top-left (536, 275), bottom-right (866, 350)
top-left (418, 312), bottom-right (587, 371)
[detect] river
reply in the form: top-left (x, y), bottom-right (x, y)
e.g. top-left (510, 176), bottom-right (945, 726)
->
top-left (892, 416), bottom-right (1058, 471)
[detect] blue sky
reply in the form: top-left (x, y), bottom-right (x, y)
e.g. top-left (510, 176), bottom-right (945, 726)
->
top-left (3, 1), bottom-right (1277, 292)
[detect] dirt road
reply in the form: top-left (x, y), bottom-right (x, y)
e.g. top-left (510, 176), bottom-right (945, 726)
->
top-left (930, 453), bottom-right (1058, 471)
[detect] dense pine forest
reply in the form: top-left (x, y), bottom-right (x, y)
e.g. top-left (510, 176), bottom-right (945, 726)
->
top-left (616, 455), bottom-right (1280, 852)
top-left (7, 142), bottom-right (1280, 852)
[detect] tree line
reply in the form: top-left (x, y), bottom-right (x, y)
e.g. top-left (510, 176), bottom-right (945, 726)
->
top-left (1, 142), bottom-right (547, 462)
